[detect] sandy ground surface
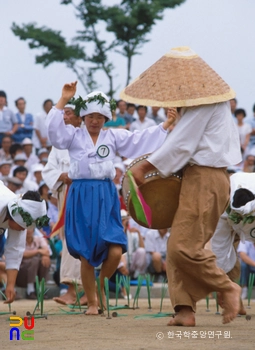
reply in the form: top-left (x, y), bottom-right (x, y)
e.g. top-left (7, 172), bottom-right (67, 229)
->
top-left (0, 298), bottom-right (254, 350)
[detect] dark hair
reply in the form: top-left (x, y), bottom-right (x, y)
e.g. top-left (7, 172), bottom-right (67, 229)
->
top-left (232, 188), bottom-right (255, 208)
top-left (22, 191), bottom-right (42, 202)
top-left (38, 184), bottom-right (48, 196)
top-left (2, 135), bottom-right (12, 143)
top-left (127, 103), bottom-right (136, 109)
top-left (15, 97), bottom-right (26, 106)
top-left (13, 166), bottom-right (28, 176)
top-left (9, 144), bottom-right (23, 157)
top-left (43, 99), bottom-right (53, 107)
top-left (117, 99), bottom-right (127, 107)
top-left (253, 103), bottom-right (255, 114)
top-left (136, 105), bottom-right (148, 113)
top-left (234, 108), bottom-right (246, 118)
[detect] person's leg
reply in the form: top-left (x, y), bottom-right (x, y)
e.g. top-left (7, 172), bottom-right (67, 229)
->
top-left (166, 166), bottom-right (240, 326)
top-left (130, 247), bottom-right (147, 278)
top-left (99, 244), bottom-right (122, 306)
top-left (80, 256), bottom-right (97, 315)
top-left (151, 252), bottom-right (163, 273)
top-left (54, 237), bottom-right (87, 305)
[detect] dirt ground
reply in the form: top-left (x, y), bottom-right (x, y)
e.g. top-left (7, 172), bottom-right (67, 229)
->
top-left (0, 297), bottom-right (254, 350)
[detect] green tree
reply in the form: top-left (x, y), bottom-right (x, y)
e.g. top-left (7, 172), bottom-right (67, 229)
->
top-left (12, 0), bottom-right (186, 97)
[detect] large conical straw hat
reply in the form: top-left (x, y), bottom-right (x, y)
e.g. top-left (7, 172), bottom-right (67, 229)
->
top-left (120, 46), bottom-right (235, 107)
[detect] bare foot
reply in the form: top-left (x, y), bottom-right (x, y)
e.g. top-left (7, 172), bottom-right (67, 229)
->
top-left (84, 303), bottom-right (99, 315)
top-left (221, 283), bottom-right (241, 324)
top-left (167, 306), bottom-right (195, 327)
top-left (53, 292), bottom-right (76, 305)
top-left (238, 298), bottom-right (246, 315)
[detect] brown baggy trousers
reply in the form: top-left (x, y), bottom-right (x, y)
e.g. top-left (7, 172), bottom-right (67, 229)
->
top-left (167, 165), bottom-right (232, 312)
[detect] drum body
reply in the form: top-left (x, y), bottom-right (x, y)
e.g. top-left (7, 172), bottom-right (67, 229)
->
top-left (122, 155), bottom-right (182, 229)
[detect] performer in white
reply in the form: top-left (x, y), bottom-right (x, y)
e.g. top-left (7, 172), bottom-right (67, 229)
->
top-left (0, 182), bottom-right (48, 303)
top-left (42, 104), bottom-right (87, 305)
top-left (46, 81), bottom-right (176, 315)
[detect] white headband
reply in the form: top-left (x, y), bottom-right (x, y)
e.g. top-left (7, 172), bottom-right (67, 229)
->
top-left (80, 91), bottom-right (112, 120)
top-left (8, 196), bottom-right (48, 229)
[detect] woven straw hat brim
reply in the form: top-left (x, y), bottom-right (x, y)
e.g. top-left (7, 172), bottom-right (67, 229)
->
top-left (120, 47), bottom-right (235, 107)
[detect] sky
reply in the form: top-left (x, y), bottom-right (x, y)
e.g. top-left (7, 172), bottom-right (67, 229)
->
top-left (1, 0), bottom-right (255, 116)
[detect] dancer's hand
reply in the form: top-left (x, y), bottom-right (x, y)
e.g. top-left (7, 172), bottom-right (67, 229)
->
top-left (56, 81), bottom-right (78, 110)
top-left (163, 108), bottom-right (177, 130)
top-left (4, 285), bottom-right (15, 304)
top-left (61, 81), bottom-right (77, 101)
top-left (131, 160), bottom-right (156, 186)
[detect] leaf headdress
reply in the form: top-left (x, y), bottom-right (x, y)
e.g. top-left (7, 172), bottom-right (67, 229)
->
top-left (11, 203), bottom-right (50, 229)
top-left (68, 94), bottom-right (116, 116)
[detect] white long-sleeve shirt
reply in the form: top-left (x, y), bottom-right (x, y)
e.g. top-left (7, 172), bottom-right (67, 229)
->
top-left (46, 107), bottom-right (168, 180)
top-left (149, 102), bottom-right (242, 176)
top-left (0, 181), bottom-right (26, 270)
top-left (42, 147), bottom-right (70, 192)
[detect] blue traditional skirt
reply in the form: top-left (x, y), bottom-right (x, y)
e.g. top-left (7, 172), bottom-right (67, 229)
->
top-left (65, 179), bottom-right (127, 266)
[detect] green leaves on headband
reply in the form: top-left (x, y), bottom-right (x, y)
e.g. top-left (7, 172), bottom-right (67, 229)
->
top-left (68, 94), bottom-right (116, 116)
top-left (227, 209), bottom-right (255, 225)
top-left (11, 203), bottom-right (50, 229)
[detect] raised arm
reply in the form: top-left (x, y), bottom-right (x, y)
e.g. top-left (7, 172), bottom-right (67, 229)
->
top-left (46, 82), bottom-right (79, 149)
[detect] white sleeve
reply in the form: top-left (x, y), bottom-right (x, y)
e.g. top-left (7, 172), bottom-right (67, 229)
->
top-left (237, 241), bottom-right (249, 254)
top-left (4, 229), bottom-right (26, 270)
top-left (46, 107), bottom-right (77, 149)
top-left (42, 148), bottom-right (63, 191)
top-left (114, 123), bottom-right (168, 158)
top-left (148, 106), bottom-right (212, 176)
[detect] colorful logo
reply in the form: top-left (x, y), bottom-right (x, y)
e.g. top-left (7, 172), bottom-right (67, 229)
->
top-left (9, 316), bottom-right (35, 341)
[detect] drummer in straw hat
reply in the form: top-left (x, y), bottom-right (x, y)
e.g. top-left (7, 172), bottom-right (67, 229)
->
top-left (121, 46), bottom-right (242, 326)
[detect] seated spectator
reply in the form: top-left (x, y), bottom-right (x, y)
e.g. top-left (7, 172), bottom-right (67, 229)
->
top-left (15, 228), bottom-right (51, 299)
top-left (235, 108), bottom-right (252, 157)
top-left (126, 103), bottom-right (137, 121)
top-left (0, 160), bottom-right (12, 183)
top-left (11, 153), bottom-right (28, 174)
top-left (104, 110), bottom-right (126, 129)
top-left (147, 106), bottom-right (166, 125)
top-left (22, 138), bottom-right (39, 171)
top-left (38, 148), bottom-right (49, 162)
top-left (242, 154), bottom-right (255, 173)
top-left (40, 157), bottom-right (48, 167)
top-left (9, 143), bottom-right (23, 161)
top-left (13, 165), bottom-right (38, 192)
top-left (116, 100), bottom-right (134, 129)
top-left (0, 135), bottom-right (12, 163)
top-left (13, 97), bottom-right (34, 143)
top-left (121, 209), bottom-right (146, 279)
top-left (238, 240), bottom-right (255, 299)
top-left (0, 90), bottom-right (18, 147)
top-left (129, 105), bottom-right (157, 132)
top-left (145, 228), bottom-right (170, 281)
top-left (31, 163), bottom-right (44, 188)
top-left (6, 177), bottom-right (23, 193)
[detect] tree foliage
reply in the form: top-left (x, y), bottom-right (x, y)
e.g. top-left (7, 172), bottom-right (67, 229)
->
top-left (12, 0), bottom-right (186, 97)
